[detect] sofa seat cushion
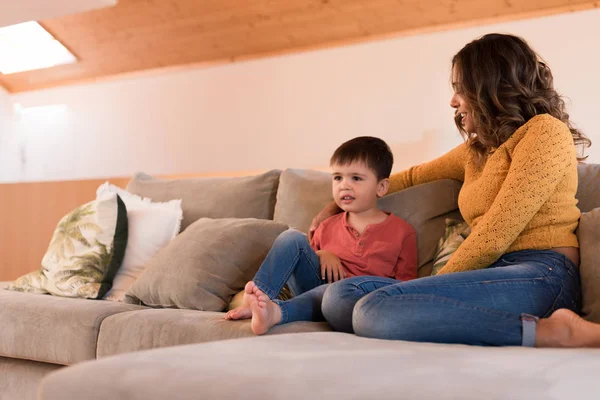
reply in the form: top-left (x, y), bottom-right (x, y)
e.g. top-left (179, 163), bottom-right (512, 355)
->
top-left (0, 290), bottom-right (144, 365)
top-left (43, 332), bottom-right (600, 400)
top-left (97, 309), bottom-right (330, 357)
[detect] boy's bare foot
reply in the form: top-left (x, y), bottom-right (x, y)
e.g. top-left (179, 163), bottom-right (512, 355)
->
top-left (250, 287), bottom-right (282, 335)
top-left (535, 309), bottom-right (600, 348)
top-left (224, 281), bottom-right (258, 320)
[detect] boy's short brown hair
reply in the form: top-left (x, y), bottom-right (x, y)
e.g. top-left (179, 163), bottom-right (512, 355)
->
top-left (330, 136), bottom-right (393, 180)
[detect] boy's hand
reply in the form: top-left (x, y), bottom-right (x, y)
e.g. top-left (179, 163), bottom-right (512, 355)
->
top-left (316, 250), bottom-right (345, 283)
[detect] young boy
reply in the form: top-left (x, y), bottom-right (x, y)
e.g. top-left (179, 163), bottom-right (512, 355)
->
top-left (225, 136), bottom-right (418, 334)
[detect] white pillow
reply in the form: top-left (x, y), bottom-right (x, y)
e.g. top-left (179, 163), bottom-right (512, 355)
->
top-left (96, 182), bottom-right (183, 301)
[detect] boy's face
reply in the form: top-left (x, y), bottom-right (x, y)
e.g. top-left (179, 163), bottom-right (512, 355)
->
top-left (331, 162), bottom-right (389, 213)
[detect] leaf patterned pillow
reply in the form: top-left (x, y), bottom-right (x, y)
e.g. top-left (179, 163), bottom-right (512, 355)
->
top-left (431, 218), bottom-right (471, 276)
top-left (7, 192), bottom-right (128, 299)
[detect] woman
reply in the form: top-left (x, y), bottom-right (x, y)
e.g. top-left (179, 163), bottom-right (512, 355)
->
top-left (312, 33), bottom-right (600, 347)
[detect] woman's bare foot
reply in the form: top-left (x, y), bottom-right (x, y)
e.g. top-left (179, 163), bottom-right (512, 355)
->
top-left (250, 288), bottom-right (282, 335)
top-left (535, 309), bottom-right (600, 348)
top-left (224, 281), bottom-right (258, 320)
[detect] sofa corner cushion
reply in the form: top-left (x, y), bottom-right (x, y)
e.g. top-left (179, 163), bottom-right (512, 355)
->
top-left (0, 289), bottom-right (143, 365)
top-left (126, 170), bottom-right (282, 230)
top-left (126, 218), bottom-right (289, 311)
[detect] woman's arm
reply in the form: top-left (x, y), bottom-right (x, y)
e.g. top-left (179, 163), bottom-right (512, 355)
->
top-left (308, 201), bottom-right (342, 241)
top-left (388, 143), bottom-right (468, 194)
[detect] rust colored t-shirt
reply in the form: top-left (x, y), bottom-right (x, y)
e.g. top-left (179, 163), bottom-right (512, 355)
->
top-left (311, 212), bottom-right (418, 281)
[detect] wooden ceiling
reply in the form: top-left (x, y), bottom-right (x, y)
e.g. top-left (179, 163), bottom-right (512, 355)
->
top-left (1, 0), bottom-right (598, 93)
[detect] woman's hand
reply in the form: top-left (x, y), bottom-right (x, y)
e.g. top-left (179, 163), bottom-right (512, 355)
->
top-left (316, 250), bottom-right (345, 283)
top-left (308, 201), bottom-right (342, 241)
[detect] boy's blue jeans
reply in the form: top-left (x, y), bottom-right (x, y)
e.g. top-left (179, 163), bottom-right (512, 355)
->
top-left (322, 250), bottom-right (581, 346)
top-left (253, 229), bottom-right (329, 324)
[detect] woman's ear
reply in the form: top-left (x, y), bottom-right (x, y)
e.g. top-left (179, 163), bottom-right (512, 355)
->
top-left (376, 178), bottom-right (390, 198)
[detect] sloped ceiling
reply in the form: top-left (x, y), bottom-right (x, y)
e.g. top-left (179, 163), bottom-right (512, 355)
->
top-left (0, 0), bottom-right (597, 93)
top-left (0, 0), bottom-right (117, 28)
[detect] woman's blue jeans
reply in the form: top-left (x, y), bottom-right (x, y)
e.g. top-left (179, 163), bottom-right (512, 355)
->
top-left (321, 250), bottom-right (581, 346)
top-left (253, 229), bottom-right (328, 324)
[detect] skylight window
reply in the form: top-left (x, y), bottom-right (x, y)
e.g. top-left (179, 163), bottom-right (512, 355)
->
top-left (0, 21), bottom-right (76, 75)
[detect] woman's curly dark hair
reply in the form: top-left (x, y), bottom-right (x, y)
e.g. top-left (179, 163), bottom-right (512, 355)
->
top-left (452, 33), bottom-right (590, 163)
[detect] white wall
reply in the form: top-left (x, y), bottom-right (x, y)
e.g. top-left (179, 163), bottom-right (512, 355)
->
top-left (2, 8), bottom-right (600, 183)
top-left (0, 86), bottom-right (18, 179)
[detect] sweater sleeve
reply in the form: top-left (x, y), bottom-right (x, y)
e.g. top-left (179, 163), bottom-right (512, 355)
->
top-left (388, 143), bottom-right (468, 194)
top-left (437, 117), bottom-right (576, 274)
top-left (394, 232), bottom-right (418, 281)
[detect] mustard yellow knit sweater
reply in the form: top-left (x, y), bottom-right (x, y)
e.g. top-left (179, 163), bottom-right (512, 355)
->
top-left (389, 114), bottom-right (580, 274)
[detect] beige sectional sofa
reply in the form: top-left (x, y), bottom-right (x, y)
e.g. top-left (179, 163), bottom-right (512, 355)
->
top-left (2, 165), bottom-right (600, 400)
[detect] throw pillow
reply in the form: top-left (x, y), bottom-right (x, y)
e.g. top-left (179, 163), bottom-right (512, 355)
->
top-left (126, 170), bottom-right (281, 230)
top-left (430, 218), bottom-right (471, 276)
top-left (96, 182), bottom-right (183, 302)
top-left (7, 192), bottom-right (127, 299)
top-left (125, 218), bottom-right (289, 311)
top-left (577, 208), bottom-right (600, 323)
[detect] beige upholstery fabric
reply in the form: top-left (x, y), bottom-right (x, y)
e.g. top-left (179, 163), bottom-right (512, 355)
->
top-left (126, 218), bottom-right (289, 311)
top-left (41, 332), bottom-right (600, 400)
top-left (378, 179), bottom-right (462, 276)
top-left (97, 309), bottom-right (330, 357)
top-left (576, 164), bottom-right (600, 213)
top-left (126, 170), bottom-right (281, 230)
top-left (0, 357), bottom-right (61, 400)
top-left (0, 290), bottom-right (143, 365)
top-left (274, 169), bottom-right (332, 232)
top-left (577, 208), bottom-right (600, 323)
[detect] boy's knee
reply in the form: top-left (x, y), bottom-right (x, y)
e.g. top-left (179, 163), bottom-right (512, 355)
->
top-left (278, 229), bottom-right (307, 242)
top-left (275, 229), bottom-right (309, 248)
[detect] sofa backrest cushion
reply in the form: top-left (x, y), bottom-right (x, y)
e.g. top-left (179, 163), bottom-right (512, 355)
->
top-left (577, 208), bottom-right (600, 323)
top-left (378, 180), bottom-right (463, 276)
top-left (126, 170), bottom-right (281, 230)
top-left (576, 164), bottom-right (600, 213)
top-left (274, 169), bottom-right (332, 233)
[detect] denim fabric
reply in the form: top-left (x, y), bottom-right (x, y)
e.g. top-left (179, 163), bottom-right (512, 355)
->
top-left (322, 250), bottom-right (581, 346)
top-left (253, 229), bottom-right (328, 324)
